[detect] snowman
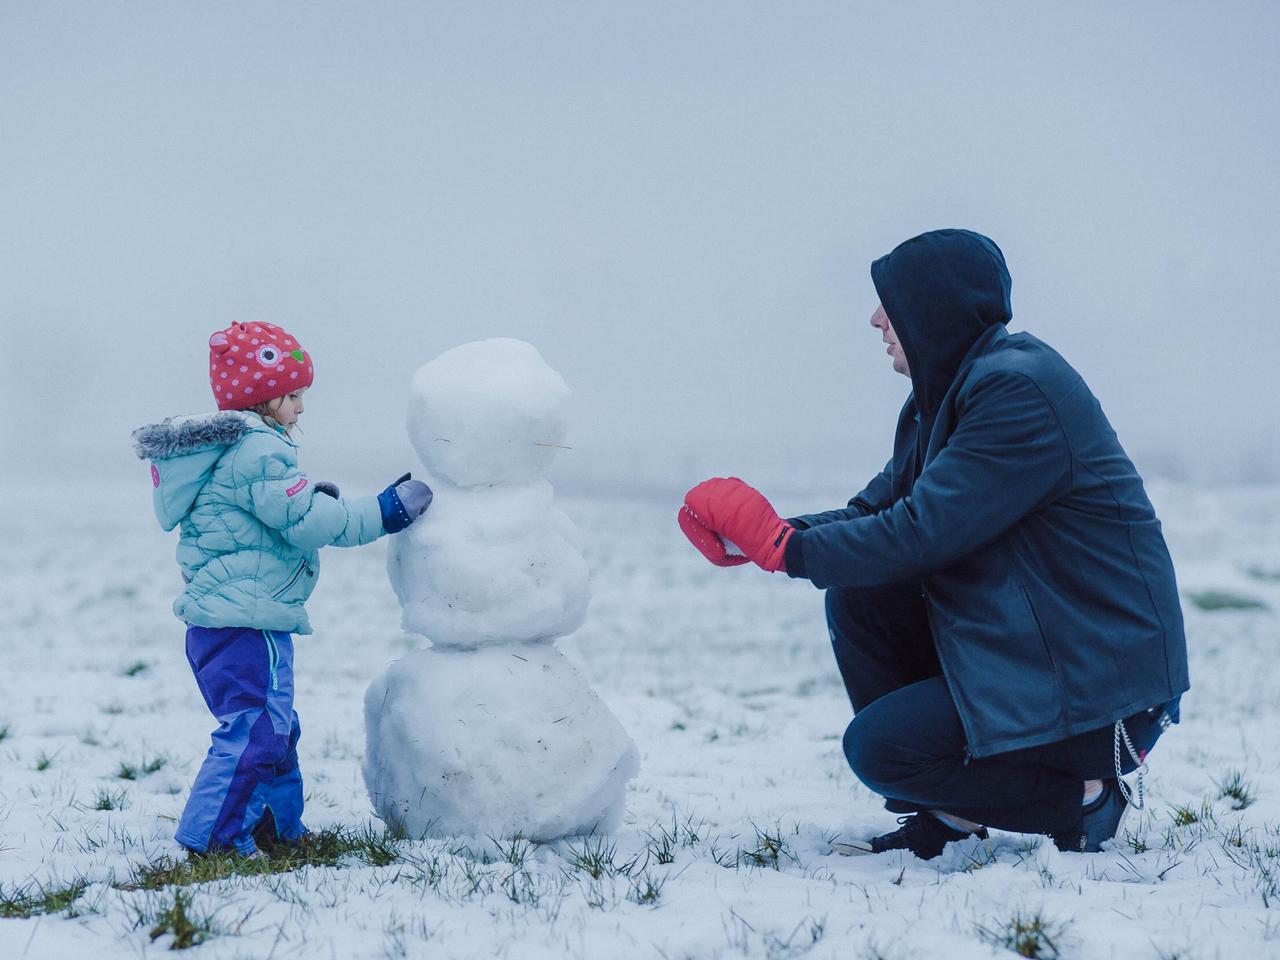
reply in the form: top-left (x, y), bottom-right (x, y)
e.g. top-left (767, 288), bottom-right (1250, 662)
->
top-left (362, 338), bottom-right (639, 841)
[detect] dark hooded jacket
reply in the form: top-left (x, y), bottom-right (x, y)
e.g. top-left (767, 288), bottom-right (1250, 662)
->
top-left (784, 229), bottom-right (1189, 758)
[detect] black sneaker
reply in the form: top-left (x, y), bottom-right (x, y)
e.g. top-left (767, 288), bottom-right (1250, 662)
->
top-left (834, 812), bottom-right (988, 860)
top-left (252, 809), bottom-right (280, 850)
top-left (1053, 778), bottom-right (1130, 853)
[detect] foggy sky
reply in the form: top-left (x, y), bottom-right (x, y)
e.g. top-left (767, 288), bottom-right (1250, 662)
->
top-left (3, 1), bottom-right (1277, 499)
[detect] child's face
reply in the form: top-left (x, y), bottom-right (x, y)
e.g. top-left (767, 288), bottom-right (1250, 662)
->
top-left (270, 389), bottom-right (306, 428)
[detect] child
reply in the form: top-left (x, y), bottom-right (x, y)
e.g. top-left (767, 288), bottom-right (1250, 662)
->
top-left (132, 321), bottom-right (432, 858)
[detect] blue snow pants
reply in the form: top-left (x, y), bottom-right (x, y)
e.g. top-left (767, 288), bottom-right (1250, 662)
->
top-left (176, 625), bottom-right (306, 855)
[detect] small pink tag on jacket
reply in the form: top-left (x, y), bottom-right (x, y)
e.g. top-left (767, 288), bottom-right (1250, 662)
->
top-left (151, 465), bottom-right (161, 488)
top-left (286, 477), bottom-right (309, 497)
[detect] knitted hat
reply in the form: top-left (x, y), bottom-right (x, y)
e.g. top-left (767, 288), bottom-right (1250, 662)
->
top-left (208, 322), bottom-right (314, 410)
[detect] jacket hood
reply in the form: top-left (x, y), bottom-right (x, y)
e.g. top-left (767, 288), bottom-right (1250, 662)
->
top-left (870, 228), bottom-right (1012, 415)
top-left (132, 411), bottom-right (262, 531)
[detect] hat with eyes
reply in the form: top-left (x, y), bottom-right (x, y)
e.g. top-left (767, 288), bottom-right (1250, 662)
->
top-left (208, 322), bottom-right (314, 410)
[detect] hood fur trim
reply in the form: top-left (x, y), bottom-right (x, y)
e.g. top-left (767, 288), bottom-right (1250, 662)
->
top-left (131, 411), bottom-right (257, 461)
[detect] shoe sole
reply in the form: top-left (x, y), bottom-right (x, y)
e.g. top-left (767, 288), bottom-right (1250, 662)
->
top-left (832, 841), bottom-right (876, 856)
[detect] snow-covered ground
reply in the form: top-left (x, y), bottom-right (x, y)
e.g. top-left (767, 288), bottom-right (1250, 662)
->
top-left (1, 480), bottom-right (1278, 959)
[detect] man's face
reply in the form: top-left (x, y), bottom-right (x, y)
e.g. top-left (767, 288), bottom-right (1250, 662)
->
top-left (870, 304), bottom-right (910, 377)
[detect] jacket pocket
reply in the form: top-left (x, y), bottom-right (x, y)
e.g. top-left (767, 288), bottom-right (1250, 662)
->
top-left (271, 560), bottom-right (308, 600)
top-left (1016, 578), bottom-right (1056, 673)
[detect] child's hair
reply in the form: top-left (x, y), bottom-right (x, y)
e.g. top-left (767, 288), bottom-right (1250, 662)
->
top-left (249, 396), bottom-right (300, 436)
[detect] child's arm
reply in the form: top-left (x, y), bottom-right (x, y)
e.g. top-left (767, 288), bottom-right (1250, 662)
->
top-left (230, 434), bottom-right (385, 549)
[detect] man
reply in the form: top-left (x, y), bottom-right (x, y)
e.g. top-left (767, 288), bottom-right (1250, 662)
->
top-left (679, 229), bottom-right (1188, 858)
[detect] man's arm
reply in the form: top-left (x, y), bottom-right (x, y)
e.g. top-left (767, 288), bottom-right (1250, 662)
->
top-left (788, 460), bottom-right (895, 530)
top-left (785, 372), bottom-right (1072, 587)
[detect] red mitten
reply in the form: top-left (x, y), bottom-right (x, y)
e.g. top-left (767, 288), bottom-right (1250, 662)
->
top-left (678, 505), bottom-right (751, 566)
top-left (681, 477), bottom-right (793, 573)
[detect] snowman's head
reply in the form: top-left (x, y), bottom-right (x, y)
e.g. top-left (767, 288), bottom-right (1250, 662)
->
top-left (407, 339), bottom-right (571, 488)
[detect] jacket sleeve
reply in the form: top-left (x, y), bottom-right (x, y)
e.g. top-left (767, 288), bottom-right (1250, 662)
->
top-left (788, 460), bottom-right (895, 530)
top-left (787, 371), bottom-right (1072, 587)
top-left (230, 434), bottom-right (385, 550)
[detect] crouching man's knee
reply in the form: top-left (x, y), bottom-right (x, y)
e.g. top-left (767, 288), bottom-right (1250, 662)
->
top-left (842, 714), bottom-right (898, 795)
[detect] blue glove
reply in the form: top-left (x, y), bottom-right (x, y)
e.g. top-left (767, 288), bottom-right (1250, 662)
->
top-left (378, 473), bottom-right (434, 533)
top-left (314, 481), bottom-right (340, 499)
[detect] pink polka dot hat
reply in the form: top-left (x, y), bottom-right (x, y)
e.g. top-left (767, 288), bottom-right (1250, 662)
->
top-left (208, 322), bottom-right (314, 410)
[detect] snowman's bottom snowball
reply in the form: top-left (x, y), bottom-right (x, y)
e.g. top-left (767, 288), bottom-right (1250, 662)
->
top-left (363, 645), bottom-right (639, 841)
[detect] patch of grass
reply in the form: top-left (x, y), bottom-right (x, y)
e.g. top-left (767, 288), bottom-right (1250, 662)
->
top-left (1219, 822), bottom-right (1280, 906)
top-left (0, 878), bottom-right (90, 918)
top-left (1215, 770), bottom-right (1256, 811)
top-left (383, 910), bottom-right (436, 957)
top-left (627, 869), bottom-right (665, 906)
top-left (34, 751), bottom-right (54, 772)
top-left (499, 861), bottom-right (550, 907)
top-left (117, 755), bottom-right (168, 780)
top-left (641, 811), bottom-right (705, 865)
top-left (492, 833), bottom-right (535, 870)
top-left (1169, 800), bottom-right (1215, 828)
top-left (1221, 821), bottom-right (1248, 848)
top-left (121, 661), bottom-right (150, 677)
top-left (1257, 856), bottom-right (1280, 908)
top-left (101, 701), bottom-right (126, 715)
top-left (975, 909), bottom-right (1068, 959)
top-left (1185, 589), bottom-right (1268, 612)
top-left (644, 824), bottom-right (678, 865)
top-left (564, 835), bottom-right (618, 880)
top-left (709, 840), bottom-right (738, 868)
top-left (1123, 831), bottom-right (1149, 853)
top-left (0, 723), bottom-right (10, 743)
top-left (141, 890), bottom-right (220, 950)
top-left (93, 787), bottom-right (129, 811)
top-left (1244, 565), bottom-right (1280, 583)
top-left (762, 915), bottom-right (826, 958)
top-left (121, 825), bottom-right (403, 889)
top-left (738, 822), bottom-right (796, 870)
top-left (354, 827), bottom-right (404, 867)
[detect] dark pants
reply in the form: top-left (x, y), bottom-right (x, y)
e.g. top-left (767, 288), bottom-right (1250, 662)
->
top-left (827, 582), bottom-right (1165, 837)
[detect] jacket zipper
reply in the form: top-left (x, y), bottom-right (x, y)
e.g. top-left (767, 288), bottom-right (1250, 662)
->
top-left (272, 560), bottom-right (307, 600)
top-left (263, 630), bottom-right (279, 692)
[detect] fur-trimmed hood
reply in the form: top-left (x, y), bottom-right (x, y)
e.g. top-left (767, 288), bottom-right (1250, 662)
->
top-left (132, 411), bottom-right (271, 531)
top-left (132, 411), bottom-right (258, 461)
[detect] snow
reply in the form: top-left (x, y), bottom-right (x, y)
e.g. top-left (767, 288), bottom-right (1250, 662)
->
top-left (386, 481), bottom-right (590, 647)
top-left (405, 338), bottom-right (570, 488)
top-left (1, 479), bottom-right (1278, 958)
top-left (363, 645), bottom-right (639, 841)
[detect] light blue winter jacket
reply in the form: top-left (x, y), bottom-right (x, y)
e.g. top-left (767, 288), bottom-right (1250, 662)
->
top-left (132, 411), bottom-right (386, 634)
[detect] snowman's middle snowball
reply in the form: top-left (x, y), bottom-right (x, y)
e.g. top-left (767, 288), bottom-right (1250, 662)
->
top-left (387, 481), bottom-right (590, 648)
